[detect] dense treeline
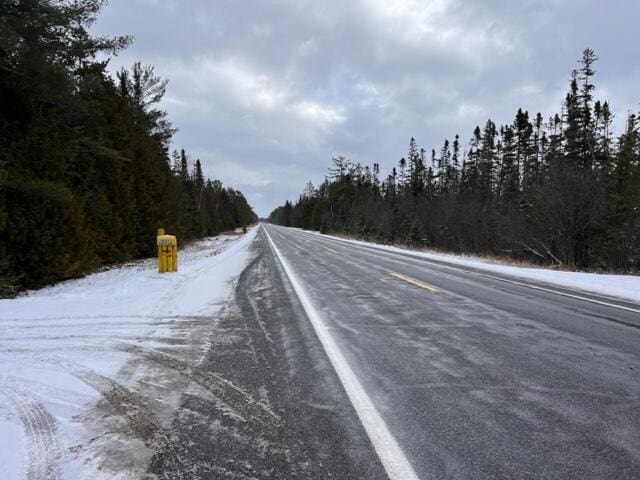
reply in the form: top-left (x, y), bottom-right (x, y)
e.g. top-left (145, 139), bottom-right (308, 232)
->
top-left (269, 50), bottom-right (640, 272)
top-left (0, 0), bottom-right (256, 294)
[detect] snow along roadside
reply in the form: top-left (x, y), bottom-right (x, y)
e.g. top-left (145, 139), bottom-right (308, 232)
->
top-left (263, 225), bottom-right (420, 480)
top-left (0, 227), bottom-right (258, 480)
top-left (298, 229), bottom-right (640, 304)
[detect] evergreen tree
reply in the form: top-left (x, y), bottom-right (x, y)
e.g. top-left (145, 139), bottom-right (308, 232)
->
top-left (398, 157), bottom-right (408, 191)
top-left (477, 120), bottom-right (497, 201)
top-left (437, 139), bottom-right (451, 195)
top-left (0, 0), bottom-right (257, 294)
top-left (514, 109), bottom-right (534, 193)
top-left (450, 135), bottom-right (461, 192)
top-left (269, 49), bottom-right (637, 272)
top-left (577, 48), bottom-right (598, 170)
top-left (499, 125), bottom-right (519, 205)
top-left (564, 70), bottom-right (582, 167)
top-left (194, 159), bottom-right (205, 190)
top-left (461, 126), bottom-right (481, 193)
top-left (604, 114), bottom-right (640, 268)
top-left (408, 137), bottom-right (424, 197)
top-left (180, 148), bottom-right (189, 182)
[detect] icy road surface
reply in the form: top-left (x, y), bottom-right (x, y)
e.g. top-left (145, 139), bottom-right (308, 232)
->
top-left (263, 224), bottom-right (640, 480)
top-left (0, 229), bottom-right (257, 479)
top-left (304, 229), bottom-right (640, 304)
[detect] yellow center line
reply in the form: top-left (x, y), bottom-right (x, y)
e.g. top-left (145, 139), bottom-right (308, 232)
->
top-left (390, 272), bottom-right (440, 292)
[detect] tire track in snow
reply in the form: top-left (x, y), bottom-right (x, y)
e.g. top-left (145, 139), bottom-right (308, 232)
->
top-left (41, 356), bottom-right (177, 449)
top-left (118, 344), bottom-right (281, 428)
top-left (1, 386), bottom-right (61, 480)
top-left (47, 357), bottom-right (186, 471)
top-left (66, 366), bottom-right (164, 444)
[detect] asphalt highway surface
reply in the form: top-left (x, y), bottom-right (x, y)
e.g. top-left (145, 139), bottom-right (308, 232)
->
top-left (261, 224), bottom-right (640, 480)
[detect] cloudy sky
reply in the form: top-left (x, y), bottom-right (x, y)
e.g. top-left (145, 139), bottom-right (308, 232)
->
top-left (92, 0), bottom-right (639, 217)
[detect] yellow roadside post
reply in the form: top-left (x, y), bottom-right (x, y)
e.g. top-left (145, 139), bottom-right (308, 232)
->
top-left (157, 228), bottom-right (178, 272)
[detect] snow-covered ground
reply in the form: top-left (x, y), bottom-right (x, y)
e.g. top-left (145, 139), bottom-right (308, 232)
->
top-left (0, 228), bottom-right (257, 480)
top-left (305, 230), bottom-right (640, 304)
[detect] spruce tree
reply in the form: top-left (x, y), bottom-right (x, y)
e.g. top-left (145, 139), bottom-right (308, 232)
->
top-left (499, 125), bottom-right (518, 205)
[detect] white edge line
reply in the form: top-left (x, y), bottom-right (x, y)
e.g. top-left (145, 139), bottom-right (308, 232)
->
top-left (263, 225), bottom-right (420, 480)
top-left (300, 230), bottom-right (640, 316)
top-left (472, 273), bottom-right (640, 315)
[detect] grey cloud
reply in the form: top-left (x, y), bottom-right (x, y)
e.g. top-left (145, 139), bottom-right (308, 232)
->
top-left (93, 0), bottom-right (640, 216)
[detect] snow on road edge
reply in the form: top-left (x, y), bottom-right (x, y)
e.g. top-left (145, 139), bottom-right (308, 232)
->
top-left (0, 228), bottom-right (258, 480)
top-left (299, 229), bottom-right (640, 304)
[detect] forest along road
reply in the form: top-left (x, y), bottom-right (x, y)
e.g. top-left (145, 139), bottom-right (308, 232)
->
top-left (261, 223), bottom-right (640, 480)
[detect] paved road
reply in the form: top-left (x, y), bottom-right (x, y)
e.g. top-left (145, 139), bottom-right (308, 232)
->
top-left (149, 229), bottom-right (388, 479)
top-left (263, 224), bottom-right (640, 480)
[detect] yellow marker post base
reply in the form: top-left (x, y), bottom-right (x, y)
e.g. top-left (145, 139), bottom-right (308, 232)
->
top-left (157, 228), bottom-right (178, 272)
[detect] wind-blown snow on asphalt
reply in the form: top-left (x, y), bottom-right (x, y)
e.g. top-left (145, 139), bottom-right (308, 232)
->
top-left (0, 228), bottom-right (257, 479)
top-left (304, 230), bottom-right (640, 303)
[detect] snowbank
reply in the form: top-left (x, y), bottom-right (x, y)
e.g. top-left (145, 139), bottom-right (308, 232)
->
top-left (0, 228), bottom-right (257, 479)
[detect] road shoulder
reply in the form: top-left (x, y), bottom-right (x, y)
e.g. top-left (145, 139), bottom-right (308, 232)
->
top-left (148, 228), bottom-right (388, 479)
